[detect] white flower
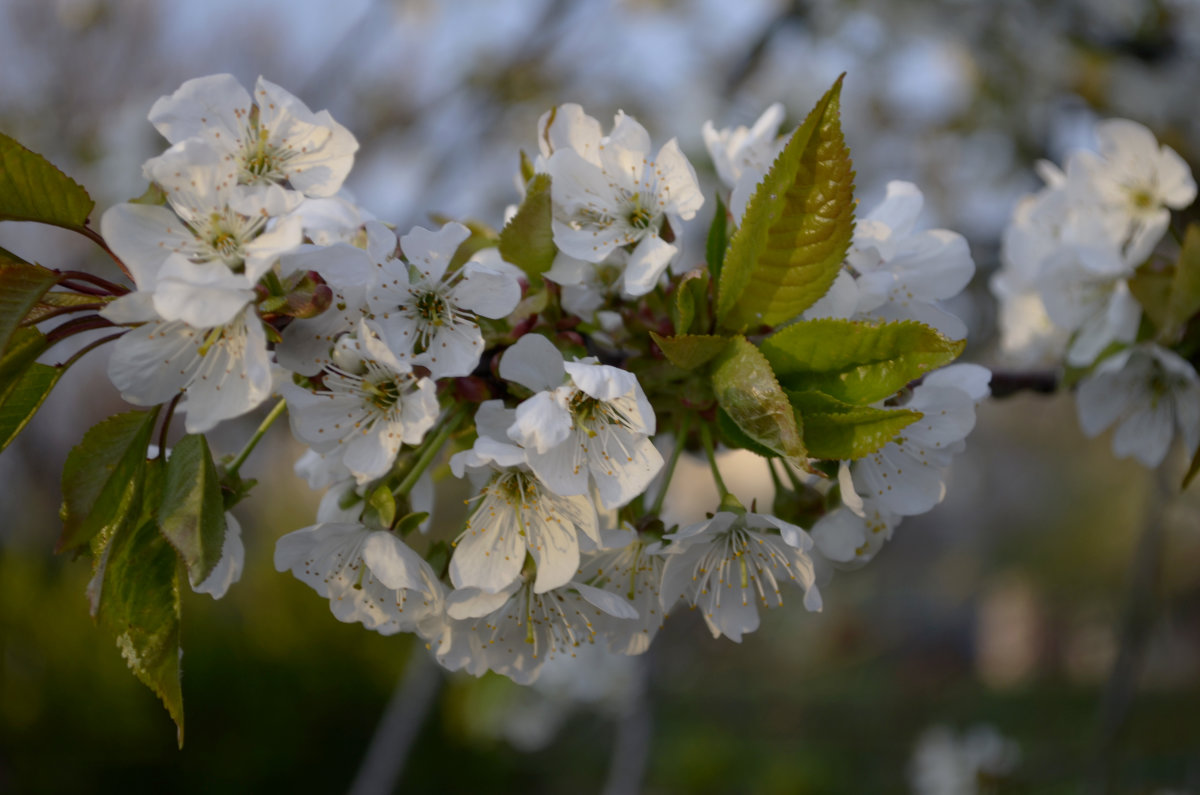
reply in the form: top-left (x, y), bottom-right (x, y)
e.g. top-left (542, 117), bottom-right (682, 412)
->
top-left (502, 334), bottom-right (663, 509)
top-left (1076, 343), bottom-right (1200, 468)
top-left (701, 102), bottom-right (786, 223)
top-left (1067, 118), bottom-right (1196, 265)
top-left (849, 363), bottom-right (990, 517)
top-left (442, 575), bottom-right (638, 685)
top-left (546, 110), bottom-right (703, 296)
top-left (103, 298), bottom-right (272, 433)
top-left (274, 522), bottom-right (441, 634)
top-left (365, 222), bottom-right (520, 378)
top-left (101, 140), bottom-right (303, 328)
top-left (810, 501), bottom-right (899, 567)
top-left (576, 524), bottom-right (666, 655)
top-left (282, 321), bottom-right (439, 484)
top-left (659, 511), bottom-right (821, 643)
top-left (148, 73), bottom-right (358, 201)
top-left (844, 181), bottom-right (975, 339)
top-left (448, 402), bottom-right (600, 595)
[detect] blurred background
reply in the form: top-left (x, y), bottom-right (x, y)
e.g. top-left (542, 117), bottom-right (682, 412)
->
top-left (3, 0), bottom-right (1200, 792)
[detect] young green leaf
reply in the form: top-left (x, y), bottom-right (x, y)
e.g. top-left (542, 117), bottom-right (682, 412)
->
top-left (671, 268), bottom-right (711, 336)
top-left (0, 362), bottom-right (62, 453)
top-left (366, 482), bottom-right (398, 529)
top-left (0, 326), bottom-right (49, 394)
top-left (58, 409), bottom-right (157, 553)
top-left (717, 76), bottom-right (855, 330)
top-left (158, 434), bottom-right (227, 588)
top-left (92, 517), bottom-right (184, 746)
top-left (711, 335), bottom-right (806, 465)
top-left (716, 406), bottom-right (780, 459)
top-left (788, 389), bottom-right (921, 460)
top-left (0, 132), bottom-right (95, 231)
top-left (760, 318), bottom-right (964, 404)
top-left (0, 250), bottom-right (59, 353)
top-left (705, 191), bottom-right (728, 286)
top-left (650, 332), bottom-right (730, 371)
top-left (498, 173), bottom-right (556, 281)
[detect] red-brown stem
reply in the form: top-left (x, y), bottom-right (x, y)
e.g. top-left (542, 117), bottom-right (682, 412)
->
top-left (44, 315), bottom-right (118, 347)
top-left (75, 225), bottom-right (133, 280)
top-left (56, 269), bottom-right (130, 295)
top-left (20, 303), bottom-right (105, 326)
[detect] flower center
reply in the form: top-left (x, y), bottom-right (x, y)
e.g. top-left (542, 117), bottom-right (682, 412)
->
top-left (363, 375), bottom-right (402, 410)
top-left (238, 126), bottom-right (291, 186)
top-left (625, 191), bottom-right (655, 230)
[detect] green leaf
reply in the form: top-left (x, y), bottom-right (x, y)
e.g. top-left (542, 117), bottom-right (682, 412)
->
top-left (716, 406), bottom-right (779, 459)
top-left (0, 250), bottom-right (59, 354)
top-left (671, 268), bottom-right (711, 336)
top-left (395, 511), bottom-right (429, 537)
top-left (0, 326), bottom-right (49, 393)
top-left (58, 409), bottom-right (157, 553)
top-left (0, 362), bottom-right (62, 453)
top-left (0, 132), bottom-right (95, 231)
top-left (92, 517), bottom-right (184, 746)
top-left (760, 318), bottom-right (964, 404)
top-left (788, 389), bottom-right (921, 460)
top-left (711, 335), bottom-right (806, 465)
top-left (158, 434), bottom-right (227, 588)
top-left (1164, 224), bottom-right (1200, 341)
top-left (498, 173), bottom-right (555, 281)
top-left (717, 76), bottom-right (855, 330)
top-left (21, 290), bottom-right (111, 325)
top-left (705, 191), bottom-right (728, 286)
top-left (1129, 265), bottom-right (1172, 332)
top-left (445, 218), bottom-right (500, 271)
top-left (366, 483), bottom-right (398, 529)
top-left (650, 332), bottom-right (730, 371)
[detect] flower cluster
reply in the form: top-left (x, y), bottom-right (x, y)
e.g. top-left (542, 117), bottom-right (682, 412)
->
top-left (993, 119), bottom-right (1200, 469)
top-left (82, 77), bottom-right (985, 687)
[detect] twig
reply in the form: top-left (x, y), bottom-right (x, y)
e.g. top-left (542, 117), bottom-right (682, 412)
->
top-left (348, 649), bottom-right (444, 795)
top-left (1085, 467), bottom-right (1170, 793)
top-left (988, 369), bottom-right (1059, 398)
top-left (602, 651), bottom-right (654, 795)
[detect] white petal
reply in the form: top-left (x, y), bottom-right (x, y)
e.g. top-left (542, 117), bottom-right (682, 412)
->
top-left (573, 582), bottom-right (639, 619)
top-left (455, 262), bottom-right (522, 318)
top-left (622, 234), bottom-right (676, 296)
top-left (362, 531), bottom-right (430, 591)
top-left (148, 73), bottom-right (250, 145)
top-left (450, 492), bottom-right (526, 593)
top-left (152, 256), bottom-right (253, 328)
top-left (400, 222), bottom-right (470, 283)
top-left (191, 513), bottom-right (244, 598)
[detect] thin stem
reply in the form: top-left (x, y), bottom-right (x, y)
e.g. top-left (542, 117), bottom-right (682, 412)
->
top-left (44, 315), bottom-right (117, 347)
top-left (55, 280), bottom-right (111, 297)
top-left (1086, 468), bottom-right (1170, 794)
top-left (56, 269), bottom-right (130, 296)
top-left (699, 422), bottom-right (730, 498)
top-left (225, 398), bottom-right (287, 478)
top-left (649, 414), bottom-right (691, 516)
top-left (393, 407), bottom-right (467, 498)
top-left (158, 394), bottom-right (183, 458)
top-left (74, 225), bottom-right (133, 279)
top-left (59, 331), bottom-right (124, 370)
top-left (20, 302), bottom-right (106, 326)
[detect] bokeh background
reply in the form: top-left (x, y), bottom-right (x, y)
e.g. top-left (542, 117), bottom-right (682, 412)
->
top-left (3, 0), bottom-right (1200, 792)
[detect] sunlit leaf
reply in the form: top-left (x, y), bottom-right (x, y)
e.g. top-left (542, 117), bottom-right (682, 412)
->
top-left (717, 76), bottom-right (854, 330)
top-left (788, 389), bottom-right (921, 460)
top-left (760, 318), bottom-right (963, 404)
top-left (711, 335), bottom-right (806, 465)
top-left (498, 173), bottom-right (555, 281)
top-left (650, 332), bottom-right (729, 371)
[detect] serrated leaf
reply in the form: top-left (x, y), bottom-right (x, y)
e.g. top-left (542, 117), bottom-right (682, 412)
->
top-left (788, 389), bottom-right (921, 460)
top-left (0, 326), bottom-right (49, 392)
top-left (0, 362), bottom-right (62, 453)
top-left (21, 290), bottom-right (111, 325)
top-left (705, 191), bottom-right (728, 286)
top-left (760, 318), bottom-right (964, 404)
top-left (717, 76), bottom-right (855, 330)
top-left (158, 434), bottom-right (226, 588)
top-left (716, 406), bottom-right (779, 458)
top-left (711, 335), bottom-right (806, 465)
top-left (93, 517), bottom-right (184, 746)
top-left (58, 410), bottom-right (157, 553)
top-left (672, 268), bottom-right (711, 336)
top-left (650, 332), bottom-right (730, 370)
top-left (0, 250), bottom-right (59, 354)
top-left (498, 173), bottom-right (555, 281)
top-left (0, 132), bottom-right (95, 231)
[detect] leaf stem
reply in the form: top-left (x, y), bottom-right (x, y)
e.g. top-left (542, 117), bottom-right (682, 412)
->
top-left (57, 269), bottom-right (130, 296)
top-left (157, 394), bottom-right (183, 459)
top-left (393, 407), bottom-right (468, 498)
top-left (649, 414), bottom-right (691, 516)
top-left (226, 398), bottom-right (287, 478)
top-left (58, 331), bottom-right (124, 370)
top-left (699, 421), bottom-right (730, 498)
top-left (20, 302), bottom-right (106, 326)
top-left (75, 225), bottom-right (134, 280)
top-left (44, 315), bottom-right (117, 347)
